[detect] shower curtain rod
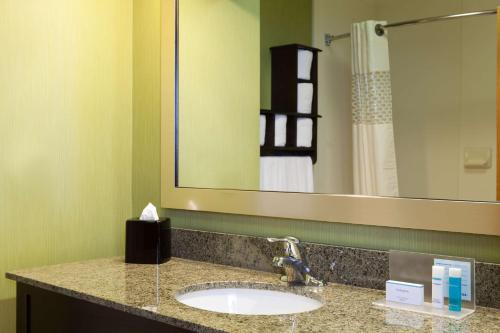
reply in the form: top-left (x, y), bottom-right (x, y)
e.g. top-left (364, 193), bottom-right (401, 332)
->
top-left (324, 9), bottom-right (497, 46)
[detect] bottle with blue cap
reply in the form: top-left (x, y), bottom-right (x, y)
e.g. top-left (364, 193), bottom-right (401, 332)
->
top-left (448, 267), bottom-right (462, 312)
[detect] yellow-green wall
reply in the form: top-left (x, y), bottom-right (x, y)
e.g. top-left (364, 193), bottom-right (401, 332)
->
top-left (260, 0), bottom-right (313, 109)
top-left (133, 0), bottom-right (162, 215)
top-left (132, 0), bottom-right (500, 266)
top-left (177, 0), bottom-right (260, 190)
top-left (0, 0), bottom-right (133, 331)
top-left (132, 0), bottom-right (167, 215)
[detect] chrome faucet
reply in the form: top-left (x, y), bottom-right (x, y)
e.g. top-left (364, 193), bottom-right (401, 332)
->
top-left (267, 236), bottom-right (324, 287)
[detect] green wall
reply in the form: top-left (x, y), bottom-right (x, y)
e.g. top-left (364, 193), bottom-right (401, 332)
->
top-left (177, 0), bottom-right (260, 190)
top-left (132, 0), bottom-right (500, 265)
top-left (260, 0), bottom-right (313, 109)
top-left (133, 0), bottom-right (162, 216)
top-left (0, 0), bottom-right (133, 331)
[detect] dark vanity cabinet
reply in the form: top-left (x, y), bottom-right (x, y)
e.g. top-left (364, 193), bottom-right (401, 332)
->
top-left (16, 283), bottom-right (192, 333)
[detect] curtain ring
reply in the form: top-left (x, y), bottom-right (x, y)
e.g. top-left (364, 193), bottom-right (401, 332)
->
top-left (375, 24), bottom-right (386, 36)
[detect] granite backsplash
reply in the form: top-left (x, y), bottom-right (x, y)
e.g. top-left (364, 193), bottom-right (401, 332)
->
top-left (171, 228), bottom-right (500, 309)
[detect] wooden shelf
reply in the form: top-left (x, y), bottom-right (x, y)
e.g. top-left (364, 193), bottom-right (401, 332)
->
top-left (262, 146), bottom-right (314, 152)
top-left (261, 146), bottom-right (314, 157)
top-left (260, 110), bottom-right (322, 119)
top-left (262, 44), bottom-right (321, 164)
top-left (270, 44), bottom-right (322, 52)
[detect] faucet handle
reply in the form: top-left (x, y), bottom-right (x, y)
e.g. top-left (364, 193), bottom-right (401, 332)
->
top-left (267, 236), bottom-right (302, 259)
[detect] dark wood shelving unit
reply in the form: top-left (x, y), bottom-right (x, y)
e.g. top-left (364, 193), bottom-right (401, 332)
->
top-left (260, 44), bottom-right (322, 163)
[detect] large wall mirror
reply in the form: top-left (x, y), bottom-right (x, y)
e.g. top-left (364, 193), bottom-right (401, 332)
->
top-left (176, 0), bottom-right (499, 202)
top-left (161, 0), bottom-right (500, 235)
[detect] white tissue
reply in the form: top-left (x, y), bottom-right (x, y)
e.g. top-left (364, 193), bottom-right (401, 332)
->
top-left (140, 202), bottom-right (160, 221)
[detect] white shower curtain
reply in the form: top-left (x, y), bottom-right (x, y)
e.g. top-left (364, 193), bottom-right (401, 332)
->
top-left (351, 21), bottom-right (399, 196)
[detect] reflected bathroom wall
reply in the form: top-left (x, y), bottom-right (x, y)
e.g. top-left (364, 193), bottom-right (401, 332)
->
top-left (177, 0), bottom-right (499, 201)
top-left (178, 0), bottom-right (260, 190)
top-left (312, 0), bottom-right (497, 200)
top-left (385, 0), bottom-right (497, 201)
top-left (260, 0), bottom-right (313, 110)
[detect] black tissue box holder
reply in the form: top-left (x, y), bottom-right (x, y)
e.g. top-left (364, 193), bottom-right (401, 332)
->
top-left (125, 218), bottom-right (171, 264)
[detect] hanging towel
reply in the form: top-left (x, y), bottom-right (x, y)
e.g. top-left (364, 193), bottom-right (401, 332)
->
top-left (260, 157), bottom-right (314, 193)
top-left (297, 83), bottom-right (313, 114)
top-left (260, 115), bottom-right (266, 146)
top-left (297, 50), bottom-right (313, 80)
top-left (274, 115), bottom-right (287, 147)
top-left (351, 20), bottom-right (399, 196)
top-left (296, 118), bottom-right (313, 147)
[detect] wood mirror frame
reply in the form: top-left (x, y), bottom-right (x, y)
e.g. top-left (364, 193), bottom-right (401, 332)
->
top-left (160, 0), bottom-right (500, 236)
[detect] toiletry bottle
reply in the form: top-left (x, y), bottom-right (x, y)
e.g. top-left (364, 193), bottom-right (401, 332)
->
top-left (432, 265), bottom-right (444, 309)
top-left (448, 267), bottom-right (462, 312)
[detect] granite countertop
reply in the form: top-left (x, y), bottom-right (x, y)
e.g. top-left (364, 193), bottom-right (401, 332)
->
top-left (6, 257), bottom-right (500, 333)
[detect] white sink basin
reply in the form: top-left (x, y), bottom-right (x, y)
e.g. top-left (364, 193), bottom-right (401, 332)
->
top-left (175, 284), bottom-right (323, 315)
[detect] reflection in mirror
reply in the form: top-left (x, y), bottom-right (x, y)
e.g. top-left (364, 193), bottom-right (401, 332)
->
top-left (177, 0), bottom-right (499, 202)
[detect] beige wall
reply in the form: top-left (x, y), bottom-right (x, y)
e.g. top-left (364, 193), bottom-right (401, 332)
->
top-left (458, 0), bottom-right (498, 200)
top-left (312, 0), bottom-right (375, 194)
top-left (312, 0), bottom-right (498, 201)
top-left (379, 0), bottom-right (463, 199)
top-left (378, 0), bottom-right (498, 201)
top-left (0, 1), bottom-right (133, 331)
top-left (177, 0), bottom-right (260, 190)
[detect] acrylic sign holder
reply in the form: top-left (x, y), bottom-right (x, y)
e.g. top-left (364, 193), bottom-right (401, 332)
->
top-left (373, 250), bottom-right (476, 320)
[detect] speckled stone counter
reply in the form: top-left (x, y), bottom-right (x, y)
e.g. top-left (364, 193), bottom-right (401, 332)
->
top-left (6, 258), bottom-right (500, 333)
